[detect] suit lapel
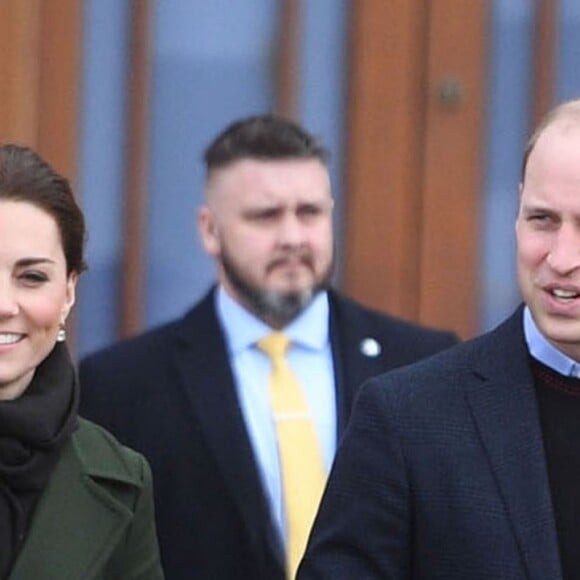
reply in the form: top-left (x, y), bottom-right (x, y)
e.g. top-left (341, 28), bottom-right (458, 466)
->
top-left (9, 434), bottom-right (134, 580)
top-left (172, 292), bottom-right (285, 573)
top-left (466, 310), bottom-right (562, 580)
top-left (328, 292), bottom-right (403, 436)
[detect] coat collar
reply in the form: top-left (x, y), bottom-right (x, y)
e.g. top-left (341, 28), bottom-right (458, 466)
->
top-left (466, 307), bottom-right (562, 580)
top-left (9, 421), bottom-right (142, 580)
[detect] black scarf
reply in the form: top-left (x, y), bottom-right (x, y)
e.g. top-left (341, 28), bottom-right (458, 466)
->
top-left (0, 342), bottom-right (79, 578)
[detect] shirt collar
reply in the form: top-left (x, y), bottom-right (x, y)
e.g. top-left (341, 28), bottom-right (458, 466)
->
top-left (523, 305), bottom-right (580, 378)
top-left (216, 286), bottom-right (330, 355)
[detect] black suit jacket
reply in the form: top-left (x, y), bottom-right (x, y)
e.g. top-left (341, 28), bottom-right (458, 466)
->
top-left (298, 306), bottom-right (564, 579)
top-left (78, 288), bottom-right (457, 580)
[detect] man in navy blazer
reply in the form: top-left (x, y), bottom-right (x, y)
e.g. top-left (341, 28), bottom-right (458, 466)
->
top-left (298, 100), bottom-right (580, 579)
top-left (78, 115), bottom-right (456, 580)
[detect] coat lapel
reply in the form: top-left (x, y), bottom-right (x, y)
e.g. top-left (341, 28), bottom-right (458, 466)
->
top-left (172, 291), bottom-right (285, 573)
top-left (9, 431), bottom-right (136, 580)
top-left (328, 292), bottom-right (414, 436)
top-left (466, 309), bottom-right (562, 580)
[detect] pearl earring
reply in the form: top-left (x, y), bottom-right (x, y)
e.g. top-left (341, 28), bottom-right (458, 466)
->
top-left (57, 325), bottom-right (66, 342)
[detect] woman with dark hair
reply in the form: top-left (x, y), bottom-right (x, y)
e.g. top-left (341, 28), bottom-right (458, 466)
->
top-left (0, 144), bottom-right (163, 579)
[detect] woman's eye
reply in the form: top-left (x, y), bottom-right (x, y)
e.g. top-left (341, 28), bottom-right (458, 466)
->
top-left (20, 271), bottom-right (48, 285)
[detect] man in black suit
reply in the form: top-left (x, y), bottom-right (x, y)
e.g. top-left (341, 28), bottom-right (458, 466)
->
top-left (298, 100), bottom-right (580, 579)
top-left (79, 114), bottom-right (457, 580)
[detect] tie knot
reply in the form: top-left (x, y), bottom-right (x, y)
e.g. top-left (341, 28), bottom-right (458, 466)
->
top-left (257, 332), bottom-right (290, 360)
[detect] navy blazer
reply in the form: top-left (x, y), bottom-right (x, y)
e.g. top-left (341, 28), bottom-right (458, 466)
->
top-left (78, 288), bottom-right (457, 580)
top-left (299, 306), bottom-right (563, 580)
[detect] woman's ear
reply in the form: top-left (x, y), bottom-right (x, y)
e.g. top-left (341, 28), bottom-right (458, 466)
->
top-left (62, 271), bottom-right (78, 322)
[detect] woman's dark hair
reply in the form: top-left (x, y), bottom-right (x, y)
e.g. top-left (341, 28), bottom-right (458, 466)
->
top-left (0, 144), bottom-right (87, 275)
top-left (204, 114), bottom-right (329, 173)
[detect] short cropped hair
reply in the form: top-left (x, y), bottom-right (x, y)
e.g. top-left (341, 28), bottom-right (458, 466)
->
top-left (204, 114), bottom-right (329, 173)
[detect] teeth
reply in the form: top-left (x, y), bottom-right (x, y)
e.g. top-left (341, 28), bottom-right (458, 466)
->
top-left (552, 288), bottom-right (579, 299)
top-left (0, 333), bottom-right (21, 345)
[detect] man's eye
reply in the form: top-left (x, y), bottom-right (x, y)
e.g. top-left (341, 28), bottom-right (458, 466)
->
top-left (298, 205), bottom-right (323, 218)
top-left (251, 210), bottom-right (278, 221)
top-left (529, 214), bottom-right (552, 223)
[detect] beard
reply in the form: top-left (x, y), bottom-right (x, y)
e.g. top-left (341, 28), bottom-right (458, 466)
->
top-left (220, 244), bottom-right (334, 328)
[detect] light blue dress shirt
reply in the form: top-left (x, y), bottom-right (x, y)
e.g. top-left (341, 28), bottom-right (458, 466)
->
top-left (215, 286), bottom-right (336, 543)
top-left (523, 306), bottom-right (580, 377)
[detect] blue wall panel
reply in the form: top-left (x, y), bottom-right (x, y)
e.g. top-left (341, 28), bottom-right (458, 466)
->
top-left (557, 0), bottom-right (580, 101)
top-left (77, 0), bottom-right (130, 356)
top-left (480, 0), bottom-right (535, 331)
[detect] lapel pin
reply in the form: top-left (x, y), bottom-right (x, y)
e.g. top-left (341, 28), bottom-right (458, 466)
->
top-left (360, 337), bottom-right (381, 357)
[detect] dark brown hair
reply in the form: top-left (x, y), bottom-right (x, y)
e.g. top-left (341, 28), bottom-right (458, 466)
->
top-left (204, 114), bottom-right (329, 173)
top-left (0, 144), bottom-right (86, 275)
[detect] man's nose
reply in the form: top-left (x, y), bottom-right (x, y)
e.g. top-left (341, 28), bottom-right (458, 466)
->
top-left (277, 215), bottom-right (305, 246)
top-left (547, 225), bottom-right (580, 275)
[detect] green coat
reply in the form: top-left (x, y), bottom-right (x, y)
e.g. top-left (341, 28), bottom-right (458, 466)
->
top-left (9, 418), bottom-right (164, 580)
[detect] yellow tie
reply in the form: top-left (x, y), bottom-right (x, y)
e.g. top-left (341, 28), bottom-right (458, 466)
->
top-left (258, 332), bottom-right (326, 580)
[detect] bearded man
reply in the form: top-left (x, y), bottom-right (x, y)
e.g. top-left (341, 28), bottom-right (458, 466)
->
top-left (79, 114), bottom-right (457, 580)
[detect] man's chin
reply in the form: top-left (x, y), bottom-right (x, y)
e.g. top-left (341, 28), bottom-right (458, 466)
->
top-left (537, 316), bottom-right (580, 349)
top-left (268, 283), bottom-right (313, 297)
top-left (221, 253), bottom-right (332, 326)
top-left (267, 286), bottom-right (315, 306)
top-left (251, 287), bottom-right (318, 325)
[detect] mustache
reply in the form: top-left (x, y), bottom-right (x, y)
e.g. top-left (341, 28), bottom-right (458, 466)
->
top-left (266, 252), bottom-right (314, 272)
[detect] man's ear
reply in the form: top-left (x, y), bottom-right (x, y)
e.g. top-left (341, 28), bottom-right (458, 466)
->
top-left (198, 205), bottom-right (221, 256)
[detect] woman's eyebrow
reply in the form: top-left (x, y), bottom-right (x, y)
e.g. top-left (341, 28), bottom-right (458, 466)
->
top-left (16, 257), bottom-right (56, 267)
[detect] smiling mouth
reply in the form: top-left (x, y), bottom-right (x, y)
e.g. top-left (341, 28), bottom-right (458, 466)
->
top-left (0, 333), bottom-right (23, 345)
top-left (548, 288), bottom-right (580, 302)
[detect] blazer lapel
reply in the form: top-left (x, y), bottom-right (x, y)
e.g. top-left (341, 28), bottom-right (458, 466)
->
top-left (328, 292), bottom-right (404, 436)
top-left (466, 310), bottom-right (562, 580)
top-left (172, 292), bottom-right (285, 573)
top-left (9, 435), bottom-right (135, 580)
